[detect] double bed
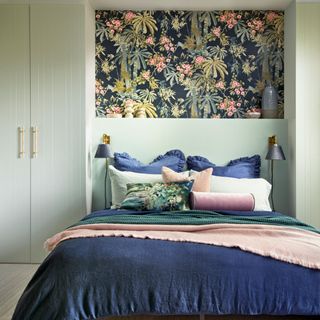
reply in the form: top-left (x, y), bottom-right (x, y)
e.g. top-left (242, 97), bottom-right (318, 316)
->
top-left (13, 208), bottom-right (320, 320)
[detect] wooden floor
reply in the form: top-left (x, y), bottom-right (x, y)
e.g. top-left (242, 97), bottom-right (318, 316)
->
top-left (0, 264), bottom-right (39, 320)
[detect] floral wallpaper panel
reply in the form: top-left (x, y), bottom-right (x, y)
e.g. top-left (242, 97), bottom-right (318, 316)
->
top-left (96, 10), bottom-right (284, 118)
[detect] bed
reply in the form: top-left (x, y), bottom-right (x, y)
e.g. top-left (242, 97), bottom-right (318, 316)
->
top-left (12, 208), bottom-right (320, 320)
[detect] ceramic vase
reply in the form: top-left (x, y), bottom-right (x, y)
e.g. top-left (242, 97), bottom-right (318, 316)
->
top-left (262, 80), bottom-right (278, 118)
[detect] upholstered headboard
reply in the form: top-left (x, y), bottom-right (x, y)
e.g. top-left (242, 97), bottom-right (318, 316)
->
top-left (91, 118), bottom-right (289, 214)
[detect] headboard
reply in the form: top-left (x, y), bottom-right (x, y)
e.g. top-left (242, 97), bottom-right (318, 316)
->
top-left (91, 118), bottom-right (289, 214)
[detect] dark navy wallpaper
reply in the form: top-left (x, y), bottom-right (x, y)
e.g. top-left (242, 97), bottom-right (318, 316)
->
top-left (95, 10), bottom-right (284, 118)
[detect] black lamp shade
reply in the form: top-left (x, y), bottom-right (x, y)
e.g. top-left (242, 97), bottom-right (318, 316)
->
top-left (95, 144), bottom-right (113, 158)
top-left (266, 144), bottom-right (286, 160)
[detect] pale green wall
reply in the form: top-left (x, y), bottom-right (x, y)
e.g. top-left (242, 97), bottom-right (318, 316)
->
top-left (284, 1), bottom-right (296, 216)
top-left (92, 118), bottom-right (289, 214)
top-left (85, 2), bottom-right (95, 213)
top-left (295, 4), bottom-right (320, 228)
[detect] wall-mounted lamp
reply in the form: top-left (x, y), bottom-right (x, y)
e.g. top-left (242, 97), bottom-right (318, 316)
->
top-left (265, 135), bottom-right (286, 211)
top-left (95, 134), bottom-right (113, 209)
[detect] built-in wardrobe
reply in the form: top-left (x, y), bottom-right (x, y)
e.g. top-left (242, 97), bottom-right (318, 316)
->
top-left (0, 4), bottom-right (92, 263)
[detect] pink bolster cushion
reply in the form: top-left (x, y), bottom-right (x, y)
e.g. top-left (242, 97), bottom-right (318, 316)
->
top-left (190, 192), bottom-right (255, 211)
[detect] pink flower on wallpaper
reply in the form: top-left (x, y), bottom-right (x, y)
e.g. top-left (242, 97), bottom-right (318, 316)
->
top-left (146, 36), bottom-right (154, 45)
top-left (125, 11), bottom-right (136, 22)
top-left (212, 27), bottom-right (221, 38)
top-left (177, 63), bottom-right (193, 77)
top-left (266, 11), bottom-right (279, 22)
top-left (219, 11), bottom-right (239, 29)
top-left (254, 19), bottom-right (264, 30)
top-left (148, 54), bottom-right (167, 72)
top-left (247, 19), bottom-right (265, 33)
top-left (227, 104), bottom-right (237, 116)
top-left (230, 81), bottom-right (245, 96)
top-left (160, 36), bottom-right (170, 44)
top-left (113, 19), bottom-right (121, 27)
top-left (157, 63), bottom-right (166, 72)
top-left (195, 56), bottom-right (205, 65)
top-left (219, 98), bottom-right (239, 117)
top-left (215, 81), bottom-right (225, 89)
top-left (95, 80), bottom-right (106, 95)
top-left (231, 80), bottom-right (241, 88)
top-left (160, 36), bottom-right (175, 52)
top-left (219, 101), bottom-right (226, 110)
top-left (106, 19), bottom-right (123, 33)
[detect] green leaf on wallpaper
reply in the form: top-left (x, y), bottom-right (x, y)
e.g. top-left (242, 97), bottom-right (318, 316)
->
top-left (235, 22), bottom-right (252, 43)
top-left (202, 58), bottom-right (228, 79)
top-left (132, 12), bottom-right (158, 35)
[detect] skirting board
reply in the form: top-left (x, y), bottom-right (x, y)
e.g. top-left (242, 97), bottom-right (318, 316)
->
top-left (91, 118), bottom-right (289, 214)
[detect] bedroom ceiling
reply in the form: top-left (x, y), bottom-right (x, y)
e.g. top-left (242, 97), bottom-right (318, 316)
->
top-left (91, 0), bottom-right (293, 10)
top-left (0, 0), bottom-right (294, 9)
top-left (2, 0), bottom-right (318, 9)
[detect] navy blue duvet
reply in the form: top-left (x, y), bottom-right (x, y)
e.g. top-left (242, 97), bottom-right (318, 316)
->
top-left (13, 210), bottom-right (320, 320)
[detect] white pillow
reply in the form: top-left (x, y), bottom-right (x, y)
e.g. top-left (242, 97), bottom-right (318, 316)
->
top-left (210, 175), bottom-right (272, 211)
top-left (109, 166), bottom-right (190, 208)
top-left (109, 165), bottom-right (163, 208)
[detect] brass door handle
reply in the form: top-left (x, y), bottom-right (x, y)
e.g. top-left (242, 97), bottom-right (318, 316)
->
top-left (32, 126), bottom-right (39, 158)
top-left (18, 127), bottom-right (25, 158)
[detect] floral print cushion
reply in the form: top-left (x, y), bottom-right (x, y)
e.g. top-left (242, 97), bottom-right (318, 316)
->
top-left (120, 181), bottom-right (193, 211)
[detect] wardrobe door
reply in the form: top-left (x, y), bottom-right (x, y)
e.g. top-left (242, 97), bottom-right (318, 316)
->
top-left (30, 4), bottom-right (86, 262)
top-left (0, 5), bottom-right (31, 262)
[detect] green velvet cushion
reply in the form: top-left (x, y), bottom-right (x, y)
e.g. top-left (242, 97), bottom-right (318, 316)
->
top-left (120, 181), bottom-right (193, 211)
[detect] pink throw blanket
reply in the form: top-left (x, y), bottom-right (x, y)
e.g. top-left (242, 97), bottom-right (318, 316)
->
top-left (45, 223), bottom-right (320, 270)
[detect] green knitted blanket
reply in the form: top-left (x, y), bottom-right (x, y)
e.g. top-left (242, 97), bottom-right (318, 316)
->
top-left (73, 210), bottom-right (320, 234)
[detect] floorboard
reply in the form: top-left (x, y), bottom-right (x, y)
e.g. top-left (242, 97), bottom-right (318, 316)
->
top-left (0, 264), bottom-right (39, 320)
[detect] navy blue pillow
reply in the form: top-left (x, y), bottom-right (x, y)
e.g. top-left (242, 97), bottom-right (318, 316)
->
top-left (187, 155), bottom-right (260, 178)
top-left (228, 155), bottom-right (261, 178)
top-left (114, 149), bottom-right (186, 174)
top-left (213, 162), bottom-right (257, 178)
top-left (186, 155), bottom-right (215, 172)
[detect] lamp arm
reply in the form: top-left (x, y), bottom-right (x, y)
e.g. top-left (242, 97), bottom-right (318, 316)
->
top-left (270, 160), bottom-right (275, 211)
top-left (104, 158), bottom-right (110, 209)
